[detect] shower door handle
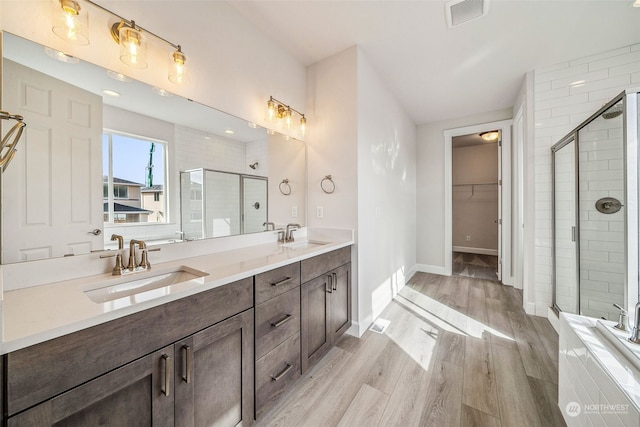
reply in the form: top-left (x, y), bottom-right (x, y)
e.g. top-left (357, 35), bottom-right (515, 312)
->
top-left (571, 226), bottom-right (576, 242)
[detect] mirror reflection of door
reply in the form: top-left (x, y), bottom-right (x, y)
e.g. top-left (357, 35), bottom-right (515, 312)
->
top-left (242, 176), bottom-right (268, 234)
top-left (2, 60), bottom-right (103, 263)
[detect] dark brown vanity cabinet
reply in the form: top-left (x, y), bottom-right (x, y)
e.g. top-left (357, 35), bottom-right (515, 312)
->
top-left (253, 263), bottom-right (302, 417)
top-left (300, 247), bottom-right (351, 373)
top-left (4, 278), bottom-right (254, 427)
top-left (8, 345), bottom-right (176, 426)
top-left (174, 309), bottom-right (254, 427)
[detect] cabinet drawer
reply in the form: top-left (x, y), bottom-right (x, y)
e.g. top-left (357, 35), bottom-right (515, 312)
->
top-left (255, 262), bottom-right (300, 305)
top-left (255, 332), bottom-right (301, 417)
top-left (6, 277), bottom-right (253, 416)
top-left (256, 287), bottom-right (300, 359)
top-left (301, 246), bottom-right (350, 283)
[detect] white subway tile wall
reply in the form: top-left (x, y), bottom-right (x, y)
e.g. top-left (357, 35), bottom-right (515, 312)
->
top-left (534, 43), bottom-right (640, 316)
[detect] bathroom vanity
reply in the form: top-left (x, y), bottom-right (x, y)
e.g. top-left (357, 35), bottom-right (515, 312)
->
top-left (0, 233), bottom-right (353, 426)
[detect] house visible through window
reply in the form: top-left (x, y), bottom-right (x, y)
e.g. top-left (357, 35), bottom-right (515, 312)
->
top-left (103, 131), bottom-right (167, 224)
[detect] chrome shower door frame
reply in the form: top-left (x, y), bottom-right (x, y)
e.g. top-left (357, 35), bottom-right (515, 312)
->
top-left (551, 88), bottom-right (640, 316)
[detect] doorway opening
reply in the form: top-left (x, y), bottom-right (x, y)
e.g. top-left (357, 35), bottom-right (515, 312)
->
top-left (443, 119), bottom-right (513, 285)
top-left (451, 130), bottom-right (500, 281)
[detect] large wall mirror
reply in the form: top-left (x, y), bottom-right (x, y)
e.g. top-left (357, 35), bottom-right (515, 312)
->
top-left (1, 32), bottom-right (306, 264)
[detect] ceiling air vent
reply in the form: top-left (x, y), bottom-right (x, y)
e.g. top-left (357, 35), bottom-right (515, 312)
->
top-left (445, 0), bottom-right (488, 28)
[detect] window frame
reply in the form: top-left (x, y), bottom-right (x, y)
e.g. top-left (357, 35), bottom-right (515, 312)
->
top-left (103, 129), bottom-right (168, 226)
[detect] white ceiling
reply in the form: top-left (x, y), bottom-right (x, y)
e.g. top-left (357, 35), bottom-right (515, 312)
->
top-left (228, 0), bottom-right (640, 124)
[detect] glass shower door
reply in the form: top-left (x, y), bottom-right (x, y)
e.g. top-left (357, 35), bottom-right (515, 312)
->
top-left (553, 139), bottom-right (578, 314)
top-left (578, 100), bottom-right (625, 320)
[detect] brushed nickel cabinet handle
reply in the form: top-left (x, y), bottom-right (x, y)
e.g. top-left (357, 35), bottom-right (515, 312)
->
top-left (326, 275), bottom-right (333, 293)
top-left (332, 272), bottom-right (337, 291)
top-left (162, 354), bottom-right (171, 396)
top-left (182, 345), bottom-right (192, 384)
top-left (271, 276), bottom-right (291, 286)
top-left (271, 314), bottom-right (292, 328)
top-left (271, 363), bottom-right (293, 381)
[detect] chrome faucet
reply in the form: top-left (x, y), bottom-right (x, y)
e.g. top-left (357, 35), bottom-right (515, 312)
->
top-left (285, 223), bottom-right (301, 242)
top-left (613, 303), bottom-right (629, 332)
top-left (628, 302), bottom-right (640, 344)
top-left (263, 221), bottom-right (275, 231)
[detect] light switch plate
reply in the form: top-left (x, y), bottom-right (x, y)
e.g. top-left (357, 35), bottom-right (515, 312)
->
top-left (317, 206), bottom-right (324, 219)
top-left (291, 206), bottom-right (298, 218)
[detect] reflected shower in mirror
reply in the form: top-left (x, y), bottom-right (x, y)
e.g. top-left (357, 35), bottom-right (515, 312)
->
top-left (1, 32), bottom-right (306, 264)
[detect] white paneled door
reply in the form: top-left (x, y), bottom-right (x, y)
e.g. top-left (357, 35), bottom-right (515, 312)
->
top-left (2, 59), bottom-right (103, 263)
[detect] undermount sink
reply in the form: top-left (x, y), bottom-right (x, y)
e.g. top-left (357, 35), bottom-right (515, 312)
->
top-left (596, 319), bottom-right (640, 371)
top-left (84, 266), bottom-right (209, 304)
top-left (280, 240), bottom-right (328, 250)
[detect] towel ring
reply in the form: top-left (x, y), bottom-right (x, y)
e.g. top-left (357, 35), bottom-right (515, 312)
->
top-left (279, 179), bottom-right (291, 195)
top-left (321, 175), bottom-right (335, 194)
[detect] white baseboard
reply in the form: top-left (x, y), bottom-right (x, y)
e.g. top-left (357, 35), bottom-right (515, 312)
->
top-left (415, 263), bottom-right (447, 276)
top-left (453, 246), bottom-right (499, 256)
top-left (525, 301), bottom-right (536, 315)
top-left (547, 306), bottom-right (560, 333)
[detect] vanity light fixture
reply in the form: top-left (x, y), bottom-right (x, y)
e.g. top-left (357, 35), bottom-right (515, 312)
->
top-left (169, 47), bottom-right (189, 84)
top-left (480, 131), bottom-right (499, 142)
top-left (266, 96), bottom-right (307, 137)
top-left (70, 1), bottom-right (189, 82)
top-left (111, 20), bottom-right (147, 68)
top-left (52, 0), bottom-right (89, 45)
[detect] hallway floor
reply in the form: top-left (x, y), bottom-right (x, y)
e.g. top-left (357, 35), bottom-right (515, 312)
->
top-left (453, 251), bottom-right (499, 281)
top-left (256, 272), bottom-right (565, 427)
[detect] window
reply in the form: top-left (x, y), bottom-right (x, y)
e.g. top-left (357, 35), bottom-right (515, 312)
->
top-left (103, 131), bottom-right (166, 224)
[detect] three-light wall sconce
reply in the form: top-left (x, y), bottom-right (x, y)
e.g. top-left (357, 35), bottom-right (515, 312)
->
top-left (266, 96), bottom-right (307, 137)
top-left (51, 0), bottom-right (188, 84)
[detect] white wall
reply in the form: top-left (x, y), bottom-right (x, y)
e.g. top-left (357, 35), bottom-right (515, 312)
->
top-left (267, 135), bottom-right (306, 228)
top-left (0, 0), bottom-right (306, 136)
top-left (306, 46), bottom-right (416, 335)
top-left (356, 49), bottom-right (417, 333)
top-left (416, 108), bottom-right (512, 272)
top-left (306, 46), bottom-right (359, 327)
top-left (532, 43), bottom-right (640, 316)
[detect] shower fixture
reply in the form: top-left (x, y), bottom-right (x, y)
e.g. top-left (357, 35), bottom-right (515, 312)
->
top-left (249, 162), bottom-right (258, 170)
top-left (602, 103), bottom-right (623, 119)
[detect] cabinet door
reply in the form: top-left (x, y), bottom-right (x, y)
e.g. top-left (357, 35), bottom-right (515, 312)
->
top-left (330, 263), bottom-right (351, 342)
top-left (301, 274), bottom-right (331, 374)
top-left (175, 309), bottom-right (254, 427)
top-left (8, 346), bottom-right (174, 427)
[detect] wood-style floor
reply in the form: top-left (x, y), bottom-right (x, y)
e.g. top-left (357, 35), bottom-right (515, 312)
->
top-left (256, 272), bottom-right (566, 427)
top-left (452, 252), bottom-right (498, 281)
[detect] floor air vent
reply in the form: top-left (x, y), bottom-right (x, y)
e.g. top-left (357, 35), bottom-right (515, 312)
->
top-left (446, 0), bottom-right (488, 28)
top-left (369, 318), bottom-right (390, 334)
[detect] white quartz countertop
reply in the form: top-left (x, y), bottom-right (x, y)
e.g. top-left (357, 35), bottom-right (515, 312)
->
top-left (1, 235), bottom-right (353, 354)
top-left (561, 312), bottom-right (640, 411)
